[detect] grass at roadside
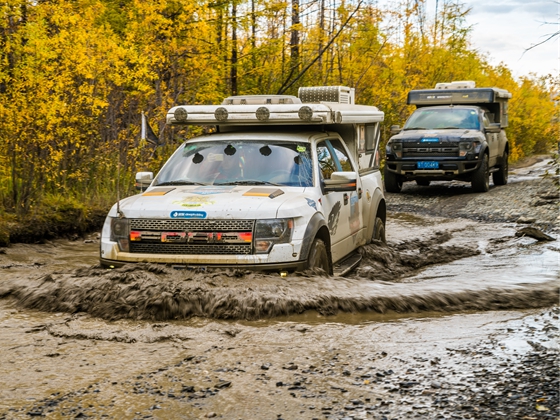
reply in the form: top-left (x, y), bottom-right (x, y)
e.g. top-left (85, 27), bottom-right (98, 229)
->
top-left (0, 195), bottom-right (110, 246)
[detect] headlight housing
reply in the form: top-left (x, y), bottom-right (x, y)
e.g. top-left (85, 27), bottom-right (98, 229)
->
top-left (386, 140), bottom-right (402, 158)
top-left (254, 218), bottom-right (294, 253)
top-left (459, 140), bottom-right (480, 157)
top-left (110, 217), bottom-right (130, 252)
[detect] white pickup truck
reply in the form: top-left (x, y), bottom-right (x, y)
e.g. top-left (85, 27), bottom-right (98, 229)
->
top-left (100, 86), bottom-right (386, 275)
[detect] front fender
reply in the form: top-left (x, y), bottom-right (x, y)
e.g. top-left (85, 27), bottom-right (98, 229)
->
top-left (299, 212), bottom-right (329, 260)
top-left (366, 189), bottom-right (386, 244)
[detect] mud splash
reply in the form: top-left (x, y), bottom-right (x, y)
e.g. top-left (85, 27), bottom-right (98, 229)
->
top-left (1, 229), bottom-right (557, 321)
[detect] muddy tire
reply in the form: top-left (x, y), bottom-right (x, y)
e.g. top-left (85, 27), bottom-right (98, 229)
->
top-left (384, 166), bottom-right (403, 193)
top-left (416, 179), bottom-right (430, 187)
top-left (306, 238), bottom-right (330, 274)
top-left (372, 216), bottom-right (386, 243)
top-left (471, 153), bottom-right (489, 192)
top-left (492, 150), bottom-right (508, 186)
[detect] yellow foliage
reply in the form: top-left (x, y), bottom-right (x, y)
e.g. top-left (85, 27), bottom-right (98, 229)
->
top-left (0, 0), bottom-right (557, 214)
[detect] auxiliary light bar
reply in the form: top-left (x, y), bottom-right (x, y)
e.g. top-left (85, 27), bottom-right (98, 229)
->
top-left (166, 86), bottom-right (384, 126)
top-left (166, 103), bottom-right (383, 126)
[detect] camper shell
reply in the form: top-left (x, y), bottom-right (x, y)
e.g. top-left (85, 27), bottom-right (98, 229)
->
top-left (100, 86), bottom-right (386, 275)
top-left (385, 81), bottom-right (511, 193)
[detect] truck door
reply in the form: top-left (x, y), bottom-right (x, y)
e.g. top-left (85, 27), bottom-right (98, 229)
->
top-left (356, 123), bottom-right (382, 240)
top-left (316, 139), bottom-right (361, 262)
top-left (482, 112), bottom-right (499, 164)
top-left (357, 123), bottom-right (382, 172)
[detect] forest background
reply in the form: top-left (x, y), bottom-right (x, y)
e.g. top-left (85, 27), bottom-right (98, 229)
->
top-left (0, 0), bottom-right (557, 244)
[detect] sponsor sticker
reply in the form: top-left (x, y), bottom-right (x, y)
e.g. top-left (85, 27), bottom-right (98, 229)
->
top-left (305, 198), bottom-right (317, 210)
top-left (170, 210), bottom-right (207, 219)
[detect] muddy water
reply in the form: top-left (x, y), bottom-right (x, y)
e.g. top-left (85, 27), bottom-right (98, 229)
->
top-left (1, 215), bottom-right (557, 321)
top-left (0, 213), bottom-right (558, 418)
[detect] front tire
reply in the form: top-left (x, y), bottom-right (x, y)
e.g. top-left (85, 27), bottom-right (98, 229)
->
top-left (492, 150), bottom-right (508, 186)
top-left (372, 216), bottom-right (386, 243)
top-left (384, 166), bottom-right (403, 193)
top-left (471, 153), bottom-right (489, 192)
top-left (306, 238), bottom-right (331, 274)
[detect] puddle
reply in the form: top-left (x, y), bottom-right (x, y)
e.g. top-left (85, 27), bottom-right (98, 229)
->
top-left (0, 215), bottom-right (557, 418)
top-left (0, 214), bottom-right (557, 323)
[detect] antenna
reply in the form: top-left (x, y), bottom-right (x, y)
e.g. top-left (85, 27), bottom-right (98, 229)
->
top-left (116, 134), bottom-right (124, 218)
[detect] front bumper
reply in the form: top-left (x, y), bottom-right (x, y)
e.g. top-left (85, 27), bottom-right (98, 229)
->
top-left (385, 158), bottom-right (481, 181)
top-left (100, 256), bottom-right (308, 272)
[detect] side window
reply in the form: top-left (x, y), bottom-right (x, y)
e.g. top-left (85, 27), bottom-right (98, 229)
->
top-left (317, 142), bottom-right (337, 180)
top-left (329, 139), bottom-right (354, 172)
top-left (365, 124), bottom-right (377, 151)
top-left (482, 113), bottom-right (491, 128)
top-left (316, 139), bottom-right (354, 180)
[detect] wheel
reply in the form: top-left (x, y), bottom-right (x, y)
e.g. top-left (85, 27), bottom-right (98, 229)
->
top-left (306, 238), bottom-right (331, 274)
top-left (492, 150), bottom-right (508, 186)
top-left (416, 179), bottom-right (430, 187)
top-left (384, 166), bottom-right (403, 193)
top-left (372, 216), bottom-right (386, 243)
top-left (471, 153), bottom-right (489, 192)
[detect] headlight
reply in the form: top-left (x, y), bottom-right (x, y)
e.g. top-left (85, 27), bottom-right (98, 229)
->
top-left (254, 218), bottom-right (293, 253)
top-left (387, 141), bottom-right (402, 158)
top-left (459, 141), bottom-right (479, 157)
top-left (110, 217), bottom-right (130, 252)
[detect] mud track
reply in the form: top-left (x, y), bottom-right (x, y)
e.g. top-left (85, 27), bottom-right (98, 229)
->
top-left (0, 163), bottom-right (558, 419)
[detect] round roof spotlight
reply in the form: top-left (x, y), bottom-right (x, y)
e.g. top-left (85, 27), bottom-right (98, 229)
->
top-left (298, 106), bottom-right (313, 121)
top-left (174, 107), bottom-right (188, 122)
top-left (256, 107), bottom-right (270, 121)
top-left (215, 107), bottom-right (229, 122)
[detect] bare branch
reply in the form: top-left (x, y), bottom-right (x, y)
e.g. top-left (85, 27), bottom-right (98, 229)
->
top-left (524, 30), bottom-right (560, 53)
top-left (277, 0), bottom-right (363, 95)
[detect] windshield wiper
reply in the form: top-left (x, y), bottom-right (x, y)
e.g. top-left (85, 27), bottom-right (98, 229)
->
top-left (404, 126), bottom-right (427, 130)
top-left (156, 180), bottom-right (207, 186)
top-left (438, 126), bottom-right (461, 129)
top-left (215, 180), bottom-right (282, 186)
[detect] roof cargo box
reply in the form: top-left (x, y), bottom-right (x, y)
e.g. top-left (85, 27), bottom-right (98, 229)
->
top-left (407, 82), bottom-right (512, 128)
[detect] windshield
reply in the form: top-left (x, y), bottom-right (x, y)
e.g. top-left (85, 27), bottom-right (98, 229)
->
top-left (404, 108), bottom-right (480, 130)
top-left (154, 140), bottom-right (313, 187)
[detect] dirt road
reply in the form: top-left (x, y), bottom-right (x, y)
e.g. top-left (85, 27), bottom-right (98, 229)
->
top-left (0, 160), bottom-right (558, 419)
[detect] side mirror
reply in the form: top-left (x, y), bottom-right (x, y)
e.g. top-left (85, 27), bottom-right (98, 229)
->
top-left (390, 125), bottom-right (401, 135)
top-left (486, 123), bottom-right (501, 133)
top-left (323, 172), bottom-right (357, 192)
top-left (135, 172), bottom-right (153, 190)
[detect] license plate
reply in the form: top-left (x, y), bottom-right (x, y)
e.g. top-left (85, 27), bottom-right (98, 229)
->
top-left (417, 161), bottom-right (439, 169)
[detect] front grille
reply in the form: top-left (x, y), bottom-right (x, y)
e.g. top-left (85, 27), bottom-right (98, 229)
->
top-left (128, 219), bottom-right (255, 255)
top-left (130, 243), bottom-right (252, 255)
top-left (130, 219), bottom-right (254, 231)
top-left (403, 145), bottom-right (458, 158)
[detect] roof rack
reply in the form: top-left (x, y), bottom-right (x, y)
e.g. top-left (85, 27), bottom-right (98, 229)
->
top-left (167, 86), bottom-right (383, 126)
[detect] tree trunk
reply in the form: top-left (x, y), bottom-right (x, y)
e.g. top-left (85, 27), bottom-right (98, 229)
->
top-left (290, 0), bottom-right (300, 69)
top-left (231, 1), bottom-right (238, 96)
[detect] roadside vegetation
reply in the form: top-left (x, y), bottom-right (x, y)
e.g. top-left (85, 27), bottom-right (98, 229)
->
top-left (0, 0), bottom-right (558, 244)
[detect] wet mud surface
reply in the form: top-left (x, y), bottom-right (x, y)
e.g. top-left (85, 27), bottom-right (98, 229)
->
top-left (0, 161), bottom-right (558, 419)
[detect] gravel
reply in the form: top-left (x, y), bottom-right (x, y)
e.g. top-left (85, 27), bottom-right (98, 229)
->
top-left (385, 176), bottom-right (559, 233)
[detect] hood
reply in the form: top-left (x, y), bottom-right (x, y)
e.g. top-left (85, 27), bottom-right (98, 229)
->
top-left (111, 185), bottom-right (315, 220)
top-left (392, 128), bottom-right (483, 143)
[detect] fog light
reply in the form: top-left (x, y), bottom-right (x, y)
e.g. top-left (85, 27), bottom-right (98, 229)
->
top-left (255, 240), bottom-right (273, 253)
top-left (117, 239), bottom-right (129, 252)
